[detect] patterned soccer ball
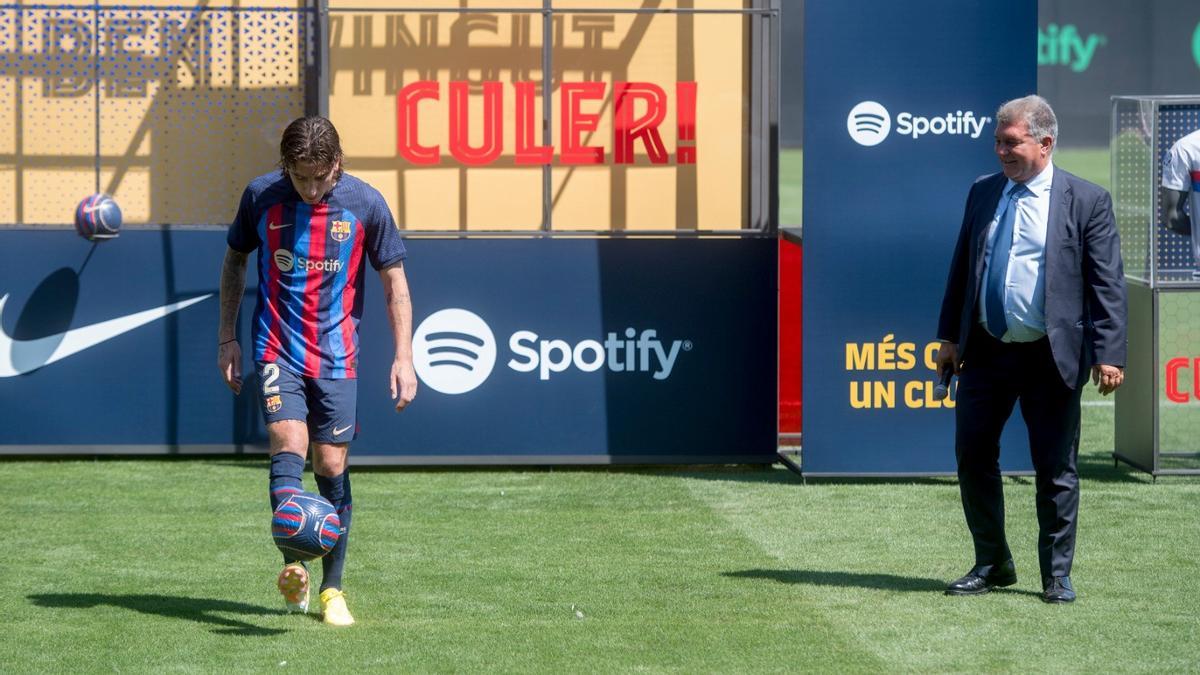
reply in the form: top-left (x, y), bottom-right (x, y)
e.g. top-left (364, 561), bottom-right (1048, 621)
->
top-left (74, 194), bottom-right (122, 241)
top-left (271, 492), bottom-right (342, 561)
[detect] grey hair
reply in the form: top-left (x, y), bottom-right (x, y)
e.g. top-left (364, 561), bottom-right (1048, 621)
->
top-left (996, 95), bottom-right (1058, 149)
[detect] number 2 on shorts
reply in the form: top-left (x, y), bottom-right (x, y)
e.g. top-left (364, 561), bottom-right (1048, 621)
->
top-left (262, 363), bottom-right (280, 395)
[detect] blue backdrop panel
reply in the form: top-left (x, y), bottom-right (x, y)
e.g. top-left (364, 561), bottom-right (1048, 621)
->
top-left (0, 231), bottom-right (776, 464)
top-left (0, 232), bottom-right (232, 445)
top-left (802, 0), bottom-right (1038, 474)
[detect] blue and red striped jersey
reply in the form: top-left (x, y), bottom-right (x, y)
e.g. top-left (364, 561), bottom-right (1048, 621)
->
top-left (227, 171), bottom-right (406, 379)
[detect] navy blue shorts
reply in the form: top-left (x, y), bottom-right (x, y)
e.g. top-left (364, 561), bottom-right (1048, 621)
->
top-left (256, 361), bottom-right (358, 443)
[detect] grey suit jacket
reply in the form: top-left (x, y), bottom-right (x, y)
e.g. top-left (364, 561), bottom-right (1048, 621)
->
top-left (937, 167), bottom-right (1127, 389)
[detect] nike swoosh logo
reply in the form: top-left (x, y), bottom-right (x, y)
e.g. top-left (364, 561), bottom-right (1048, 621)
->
top-left (334, 424), bottom-right (353, 436)
top-left (269, 223), bottom-right (293, 230)
top-left (81, 204), bottom-right (106, 214)
top-left (0, 293), bottom-right (212, 377)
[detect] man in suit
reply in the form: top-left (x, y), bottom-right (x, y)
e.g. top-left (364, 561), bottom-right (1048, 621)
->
top-left (935, 95), bottom-right (1126, 604)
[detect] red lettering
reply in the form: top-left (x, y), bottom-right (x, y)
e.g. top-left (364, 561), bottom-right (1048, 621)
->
top-left (560, 82), bottom-right (606, 165)
top-left (1166, 357), bottom-right (1189, 403)
top-left (614, 82), bottom-right (668, 165)
top-left (1194, 357), bottom-right (1200, 403)
top-left (514, 82), bottom-right (552, 165)
top-left (449, 81), bottom-right (503, 166)
top-left (397, 81), bottom-right (440, 165)
top-left (394, 81), bottom-right (696, 166)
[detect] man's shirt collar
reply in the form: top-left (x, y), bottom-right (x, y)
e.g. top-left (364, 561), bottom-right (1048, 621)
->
top-left (1006, 161), bottom-right (1054, 196)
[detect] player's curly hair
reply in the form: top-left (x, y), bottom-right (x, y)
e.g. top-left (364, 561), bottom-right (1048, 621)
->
top-left (279, 116), bottom-right (344, 180)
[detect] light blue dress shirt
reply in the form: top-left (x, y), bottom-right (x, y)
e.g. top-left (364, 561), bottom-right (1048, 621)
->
top-left (977, 163), bottom-right (1054, 342)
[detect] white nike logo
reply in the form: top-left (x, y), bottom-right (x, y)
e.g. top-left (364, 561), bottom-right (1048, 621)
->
top-left (0, 293), bottom-right (212, 377)
top-left (81, 204), bottom-right (106, 214)
top-left (269, 222), bottom-right (293, 230)
top-left (334, 424), bottom-right (353, 436)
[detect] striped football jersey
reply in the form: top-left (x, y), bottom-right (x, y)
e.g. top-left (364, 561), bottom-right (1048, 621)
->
top-left (228, 172), bottom-right (406, 378)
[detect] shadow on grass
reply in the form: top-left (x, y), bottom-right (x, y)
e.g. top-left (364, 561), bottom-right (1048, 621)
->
top-left (655, 468), bottom-right (804, 485)
top-left (593, 466), bottom-right (945, 487)
top-left (1078, 451), bottom-right (1150, 484)
top-left (724, 569), bottom-right (1045, 597)
top-left (724, 568), bottom-right (946, 592)
top-left (28, 593), bottom-right (287, 636)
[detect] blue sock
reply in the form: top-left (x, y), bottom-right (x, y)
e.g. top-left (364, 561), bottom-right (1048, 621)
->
top-left (315, 470), bottom-right (352, 592)
top-left (269, 452), bottom-right (306, 564)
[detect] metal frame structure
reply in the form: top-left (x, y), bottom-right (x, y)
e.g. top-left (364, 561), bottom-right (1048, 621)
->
top-left (0, 2), bottom-right (778, 235)
top-left (1111, 95), bottom-right (1200, 476)
top-left (0, 2), bottom-right (316, 228)
top-left (0, 1), bottom-right (784, 463)
top-left (315, 1), bottom-right (780, 237)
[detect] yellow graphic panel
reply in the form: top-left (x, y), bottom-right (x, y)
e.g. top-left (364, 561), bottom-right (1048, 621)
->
top-left (329, 7), bottom-right (748, 231)
top-left (1, 4), bottom-right (307, 226)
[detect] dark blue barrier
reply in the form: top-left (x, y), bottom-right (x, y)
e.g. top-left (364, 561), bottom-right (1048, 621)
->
top-left (801, 0), bottom-right (1038, 475)
top-left (0, 231), bottom-right (776, 464)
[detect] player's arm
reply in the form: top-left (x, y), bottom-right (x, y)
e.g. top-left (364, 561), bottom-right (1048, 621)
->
top-left (380, 261), bottom-right (417, 411)
top-left (218, 247), bottom-right (250, 394)
top-left (1160, 187), bottom-right (1192, 236)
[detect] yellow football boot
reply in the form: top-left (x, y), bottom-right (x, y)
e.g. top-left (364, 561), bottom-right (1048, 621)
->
top-left (277, 562), bottom-right (309, 613)
top-left (319, 588), bottom-right (355, 626)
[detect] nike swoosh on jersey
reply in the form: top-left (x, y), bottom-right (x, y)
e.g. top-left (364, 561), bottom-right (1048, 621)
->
top-left (268, 222), bottom-right (294, 230)
top-left (333, 424), bottom-right (353, 436)
top-left (0, 293), bottom-right (212, 377)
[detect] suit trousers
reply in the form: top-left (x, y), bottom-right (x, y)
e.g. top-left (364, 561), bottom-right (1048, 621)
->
top-left (955, 325), bottom-right (1082, 581)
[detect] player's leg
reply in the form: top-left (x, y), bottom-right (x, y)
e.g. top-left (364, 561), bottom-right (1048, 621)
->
top-left (271, 424), bottom-right (312, 613)
top-left (307, 376), bottom-right (357, 626)
top-left (312, 442), bottom-right (354, 626)
top-left (268, 424), bottom-right (309, 520)
top-left (312, 443), bottom-right (351, 591)
top-left (258, 362), bottom-right (313, 612)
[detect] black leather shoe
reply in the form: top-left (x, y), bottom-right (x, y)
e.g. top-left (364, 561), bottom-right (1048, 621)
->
top-left (1042, 576), bottom-right (1076, 603)
top-left (945, 559), bottom-right (1017, 595)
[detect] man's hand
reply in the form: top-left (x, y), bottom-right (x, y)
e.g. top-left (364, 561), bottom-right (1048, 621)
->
top-left (935, 342), bottom-right (961, 379)
top-left (1092, 364), bottom-right (1124, 396)
top-left (390, 359), bottom-right (418, 411)
top-left (218, 340), bottom-right (243, 395)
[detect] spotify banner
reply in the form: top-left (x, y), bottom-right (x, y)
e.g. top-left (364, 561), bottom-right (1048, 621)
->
top-left (802, 0), bottom-right (1037, 474)
top-left (0, 231), bottom-right (776, 464)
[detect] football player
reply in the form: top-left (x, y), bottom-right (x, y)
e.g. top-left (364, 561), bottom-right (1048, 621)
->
top-left (218, 116), bottom-right (418, 626)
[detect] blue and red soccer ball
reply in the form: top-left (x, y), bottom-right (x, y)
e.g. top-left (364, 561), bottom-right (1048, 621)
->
top-left (74, 194), bottom-right (122, 241)
top-left (271, 492), bottom-right (342, 561)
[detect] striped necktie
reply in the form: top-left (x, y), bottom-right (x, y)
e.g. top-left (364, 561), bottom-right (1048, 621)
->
top-left (984, 183), bottom-right (1028, 338)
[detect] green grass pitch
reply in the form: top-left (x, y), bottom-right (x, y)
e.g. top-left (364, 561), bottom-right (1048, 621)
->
top-left (2, 422), bottom-right (1198, 672)
top-left (4, 146), bottom-right (1195, 672)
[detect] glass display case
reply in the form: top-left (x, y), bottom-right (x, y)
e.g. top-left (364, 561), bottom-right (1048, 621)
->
top-left (1112, 96), bottom-right (1200, 475)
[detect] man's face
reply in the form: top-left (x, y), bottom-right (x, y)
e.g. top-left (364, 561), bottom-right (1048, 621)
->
top-left (287, 160), bottom-right (340, 205)
top-left (994, 121), bottom-right (1052, 183)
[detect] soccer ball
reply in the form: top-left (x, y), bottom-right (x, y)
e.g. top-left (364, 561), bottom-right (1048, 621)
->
top-left (74, 194), bottom-right (122, 241)
top-left (271, 492), bottom-right (342, 561)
